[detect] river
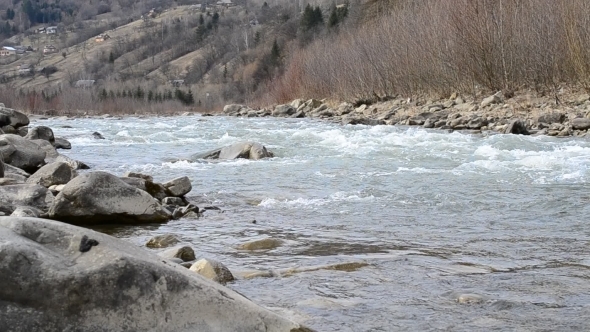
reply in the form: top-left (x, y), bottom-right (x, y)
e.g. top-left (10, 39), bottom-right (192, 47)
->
top-left (35, 115), bottom-right (590, 331)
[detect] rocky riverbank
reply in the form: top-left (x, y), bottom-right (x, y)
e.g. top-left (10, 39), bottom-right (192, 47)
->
top-left (0, 104), bottom-right (311, 331)
top-left (222, 91), bottom-right (590, 137)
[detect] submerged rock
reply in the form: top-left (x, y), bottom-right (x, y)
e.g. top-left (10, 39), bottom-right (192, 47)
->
top-left (238, 238), bottom-right (283, 251)
top-left (53, 137), bottom-right (72, 149)
top-left (163, 176), bottom-right (192, 197)
top-left (48, 171), bottom-right (171, 225)
top-left (146, 234), bottom-right (180, 248)
top-left (194, 142), bottom-right (274, 160)
top-left (0, 216), bottom-right (309, 332)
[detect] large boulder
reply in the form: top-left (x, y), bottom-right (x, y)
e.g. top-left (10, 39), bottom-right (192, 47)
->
top-left (24, 126), bottom-right (55, 143)
top-left (0, 156), bottom-right (3, 178)
top-left (163, 176), bottom-right (192, 197)
top-left (0, 184), bottom-right (54, 215)
top-left (48, 171), bottom-right (171, 224)
top-left (26, 162), bottom-right (75, 188)
top-left (0, 217), bottom-right (309, 332)
top-left (505, 119), bottom-right (530, 135)
top-left (194, 142), bottom-right (274, 160)
top-left (53, 137), bottom-right (72, 149)
top-left (0, 106), bottom-right (29, 128)
top-left (0, 134), bottom-right (46, 173)
top-left (537, 112), bottom-right (565, 124)
top-left (571, 118), bottom-right (590, 130)
top-left (223, 104), bottom-right (245, 115)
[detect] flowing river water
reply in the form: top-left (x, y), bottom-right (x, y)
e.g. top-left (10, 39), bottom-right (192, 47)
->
top-left (35, 115), bottom-right (590, 331)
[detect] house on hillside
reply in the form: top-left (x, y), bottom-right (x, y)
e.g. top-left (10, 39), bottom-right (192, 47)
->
top-left (75, 80), bottom-right (96, 88)
top-left (0, 46), bottom-right (16, 56)
top-left (170, 79), bottom-right (185, 87)
top-left (37, 27), bottom-right (46, 34)
top-left (95, 34), bottom-right (111, 42)
top-left (216, 0), bottom-right (235, 8)
top-left (18, 64), bottom-right (33, 76)
top-left (43, 45), bottom-right (58, 55)
top-left (46, 26), bottom-right (58, 34)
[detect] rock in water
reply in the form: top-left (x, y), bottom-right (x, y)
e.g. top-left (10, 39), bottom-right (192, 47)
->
top-left (146, 234), bottom-right (180, 248)
top-left (163, 176), bottom-right (192, 197)
top-left (194, 142), bottom-right (274, 160)
top-left (190, 258), bottom-right (235, 284)
top-left (92, 132), bottom-right (105, 139)
top-left (0, 216), bottom-right (309, 332)
top-left (505, 120), bottom-right (530, 135)
top-left (48, 171), bottom-right (171, 225)
top-left (53, 137), bottom-right (72, 149)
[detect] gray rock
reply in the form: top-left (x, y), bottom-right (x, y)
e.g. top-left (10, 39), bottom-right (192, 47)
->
top-left (24, 126), bottom-right (55, 143)
top-left (0, 134), bottom-right (46, 173)
top-left (571, 118), bottom-right (590, 130)
top-left (1, 125), bottom-right (15, 134)
top-left (0, 106), bottom-right (29, 128)
top-left (223, 104), bottom-right (245, 115)
top-left (162, 197), bottom-right (185, 206)
top-left (466, 117), bottom-right (488, 130)
top-left (481, 92), bottom-right (503, 107)
top-left (0, 216), bottom-right (308, 332)
top-left (0, 178), bottom-right (20, 186)
top-left (10, 206), bottom-right (42, 217)
top-left (30, 139), bottom-right (59, 159)
top-left (53, 137), bottom-right (71, 149)
top-left (53, 154), bottom-right (90, 170)
top-left (3, 163), bottom-right (29, 178)
top-left (92, 131), bottom-right (105, 139)
top-left (194, 142), bottom-right (274, 160)
top-left (0, 184), bottom-right (54, 215)
top-left (26, 162), bottom-right (75, 188)
top-left (146, 234), bottom-right (180, 248)
top-left (536, 112), bottom-right (565, 124)
top-left (190, 258), bottom-right (235, 284)
top-left (342, 116), bottom-right (385, 126)
top-left (158, 245), bottom-right (196, 262)
top-left (48, 171), bottom-right (171, 225)
top-left (163, 176), bottom-right (192, 197)
top-left (16, 126), bottom-right (28, 137)
top-left (505, 120), bottom-right (530, 135)
top-left (123, 171), bottom-right (154, 182)
top-left (0, 155), bottom-right (3, 178)
top-left (272, 104), bottom-right (296, 117)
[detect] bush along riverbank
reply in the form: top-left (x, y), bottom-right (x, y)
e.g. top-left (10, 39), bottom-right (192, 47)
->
top-left (0, 103), bottom-right (312, 332)
top-left (223, 91), bottom-right (590, 137)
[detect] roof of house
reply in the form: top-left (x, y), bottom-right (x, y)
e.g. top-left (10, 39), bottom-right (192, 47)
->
top-left (2, 46), bottom-right (16, 51)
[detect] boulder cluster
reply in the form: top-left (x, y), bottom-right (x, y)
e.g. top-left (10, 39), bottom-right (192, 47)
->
top-left (0, 105), bottom-right (201, 224)
top-left (223, 91), bottom-right (590, 137)
top-left (0, 104), bottom-right (310, 332)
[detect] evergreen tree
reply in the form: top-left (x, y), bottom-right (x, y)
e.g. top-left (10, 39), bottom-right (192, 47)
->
top-left (199, 14), bottom-right (204, 25)
top-left (135, 86), bottom-right (144, 99)
top-left (212, 12), bottom-right (219, 25)
top-left (147, 90), bottom-right (154, 102)
top-left (108, 51), bottom-right (115, 63)
top-left (270, 39), bottom-right (281, 67)
top-left (122, 90), bottom-right (127, 98)
top-left (186, 90), bottom-right (194, 105)
top-left (99, 88), bottom-right (108, 100)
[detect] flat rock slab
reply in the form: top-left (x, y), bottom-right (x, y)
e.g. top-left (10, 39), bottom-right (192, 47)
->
top-left (0, 217), bottom-right (309, 332)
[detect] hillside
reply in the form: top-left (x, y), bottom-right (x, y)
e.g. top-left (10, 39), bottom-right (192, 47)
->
top-left (0, 0), bottom-right (355, 113)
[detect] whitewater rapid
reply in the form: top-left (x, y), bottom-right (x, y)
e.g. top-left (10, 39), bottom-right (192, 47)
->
top-left (36, 115), bottom-right (590, 331)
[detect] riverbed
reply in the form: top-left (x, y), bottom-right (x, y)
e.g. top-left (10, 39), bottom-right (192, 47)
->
top-left (36, 115), bottom-right (590, 331)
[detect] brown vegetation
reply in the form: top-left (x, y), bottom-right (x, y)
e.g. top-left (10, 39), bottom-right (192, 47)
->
top-left (270, 0), bottom-right (590, 104)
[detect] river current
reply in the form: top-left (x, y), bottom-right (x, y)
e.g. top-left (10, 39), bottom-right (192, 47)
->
top-left (35, 115), bottom-right (590, 331)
